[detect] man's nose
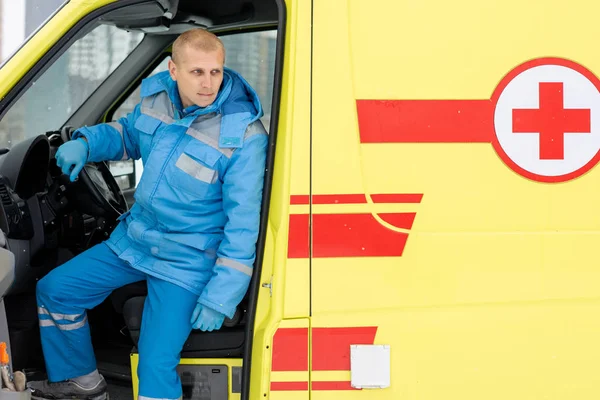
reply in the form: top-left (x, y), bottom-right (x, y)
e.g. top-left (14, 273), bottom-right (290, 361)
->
top-left (200, 76), bottom-right (210, 88)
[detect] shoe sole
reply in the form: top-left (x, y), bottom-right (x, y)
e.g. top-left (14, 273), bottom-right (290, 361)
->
top-left (31, 392), bottom-right (109, 400)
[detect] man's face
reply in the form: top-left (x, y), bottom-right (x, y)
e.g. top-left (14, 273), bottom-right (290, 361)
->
top-left (168, 46), bottom-right (225, 108)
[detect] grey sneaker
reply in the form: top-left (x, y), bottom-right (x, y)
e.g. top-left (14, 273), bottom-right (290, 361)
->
top-left (28, 376), bottom-right (108, 400)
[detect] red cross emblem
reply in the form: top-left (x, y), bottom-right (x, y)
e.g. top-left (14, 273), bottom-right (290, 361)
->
top-left (513, 82), bottom-right (591, 160)
top-left (357, 58), bottom-right (600, 183)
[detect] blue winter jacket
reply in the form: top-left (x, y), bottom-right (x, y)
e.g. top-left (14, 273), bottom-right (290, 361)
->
top-left (72, 69), bottom-right (268, 318)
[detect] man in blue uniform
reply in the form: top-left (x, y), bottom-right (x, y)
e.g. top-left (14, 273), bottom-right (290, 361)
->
top-left (28, 28), bottom-right (267, 400)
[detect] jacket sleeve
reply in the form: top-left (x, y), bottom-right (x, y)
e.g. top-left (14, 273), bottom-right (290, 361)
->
top-left (197, 132), bottom-right (268, 318)
top-left (72, 104), bottom-right (142, 162)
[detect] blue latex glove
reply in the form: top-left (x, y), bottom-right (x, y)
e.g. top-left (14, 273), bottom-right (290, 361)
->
top-left (190, 303), bottom-right (226, 332)
top-left (55, 138), bottom-right (89, 182)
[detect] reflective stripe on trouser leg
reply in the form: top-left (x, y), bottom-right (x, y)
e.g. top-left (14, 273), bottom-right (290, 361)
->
top-left (137, 275), bottom-right (199, 400)
top-left (36, 243), bottom-right (146, 382)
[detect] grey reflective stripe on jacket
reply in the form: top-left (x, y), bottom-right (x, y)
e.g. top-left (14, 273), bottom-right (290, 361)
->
top-left (187, 115), bottom-right (234, 158)
top-left (105, 121), bottom-right (128, 160)
top-left (140, 91), bottom-right (267, 159)
top-left (175, 154), bottom-right (218, 183)
top-left (244, 119), bottom-right (268, 140)
top-left (216, 257), bottom-right (253, 277)
top-left (141, 92), bottom-right (176, 124)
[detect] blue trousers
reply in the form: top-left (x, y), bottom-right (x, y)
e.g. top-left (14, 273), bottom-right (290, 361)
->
top-left (36, 243), bottom-right (198, 400)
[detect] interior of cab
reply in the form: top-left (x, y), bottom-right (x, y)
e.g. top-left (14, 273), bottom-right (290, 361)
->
top-left (0, 0), bottom-right (283, 398)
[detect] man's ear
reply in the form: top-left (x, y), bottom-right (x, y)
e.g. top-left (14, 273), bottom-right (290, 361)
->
top-left (168, 59), bottom-right (177, 81)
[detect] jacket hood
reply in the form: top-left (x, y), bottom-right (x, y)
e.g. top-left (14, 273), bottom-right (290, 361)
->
top-left (141, 68), bottom-right (264, 148)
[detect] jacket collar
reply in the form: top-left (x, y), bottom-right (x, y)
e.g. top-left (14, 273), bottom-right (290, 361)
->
top-left (140, 68), bottom-right (264, 148)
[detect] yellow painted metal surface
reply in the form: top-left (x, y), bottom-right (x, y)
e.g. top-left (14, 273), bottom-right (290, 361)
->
top-left (250, 0), bottom-right (311, 398)
top-left (309, 0), bottom-right (600, 399)
top-left (279, 0), bottom-right (311, 320)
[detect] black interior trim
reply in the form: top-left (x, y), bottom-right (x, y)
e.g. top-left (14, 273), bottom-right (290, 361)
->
top-left (241, 0), bottom-right (286, 399)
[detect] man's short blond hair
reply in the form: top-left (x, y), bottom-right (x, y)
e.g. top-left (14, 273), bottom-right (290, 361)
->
top-left (171, 29), bottom-right (225, 63)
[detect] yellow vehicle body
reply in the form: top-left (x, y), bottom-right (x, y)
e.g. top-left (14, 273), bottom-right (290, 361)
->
top-left (1, 0), bottom-right (600, 399)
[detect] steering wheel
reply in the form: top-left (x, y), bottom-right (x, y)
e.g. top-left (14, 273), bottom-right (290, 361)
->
top-left (60, 126), bottom-right (128, 220)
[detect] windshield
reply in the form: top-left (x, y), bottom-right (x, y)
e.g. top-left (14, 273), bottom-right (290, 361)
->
top-left (0, 24), bottom-right (144, 149)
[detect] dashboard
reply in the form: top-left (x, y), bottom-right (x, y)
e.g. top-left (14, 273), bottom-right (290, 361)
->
top-left (0, 135), bottom-right (49, 242)
top-left (0, 133), bottom-right (125, 295)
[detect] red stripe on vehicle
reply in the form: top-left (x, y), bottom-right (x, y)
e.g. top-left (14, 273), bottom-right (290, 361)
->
top-left (311, 194), bottom-right (367, 204)
top-left (290, 195), bottom-right (311, 205)
top-left (357, 99), bottom-right (494, 143)
top-left (371, 193), bottom-right (423, 203)
top-left (312, 327), bottom-right (378, 371)
top-left (290, 193), bottom-right (423, 205)
top-left (378, 212), bottom-right (417, 229)
top-left (270, 381), bottom-right (309, 391)
top-left (271, 328), bottom-right (309, 371)
top-left (288, 214), bottom-right (309, 258)
top-left (312, 381), bottom-right (359, 391)
top-left (290, 194), bottom-right (366, 205)
top-left (312, 213), bottom-right (409, 257)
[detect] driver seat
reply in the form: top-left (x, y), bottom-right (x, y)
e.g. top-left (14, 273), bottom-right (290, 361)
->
top-left (110, 282), bottom-right (247, 358)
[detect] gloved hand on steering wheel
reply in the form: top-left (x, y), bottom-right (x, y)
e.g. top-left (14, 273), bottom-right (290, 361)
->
top-left (190, 303), bottom-right (226, 332)
top-left (55, 138), bottom-right (89, 182)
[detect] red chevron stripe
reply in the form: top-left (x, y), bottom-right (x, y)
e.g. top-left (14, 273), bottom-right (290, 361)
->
top-left (288, 213), bottom-right (414, 258)
top-left (271, 327), bottom-right (308, 371)
top-left (312, 327), bottom-right (378, 371)
top-left (270, 327), bottom-right (378, 391)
